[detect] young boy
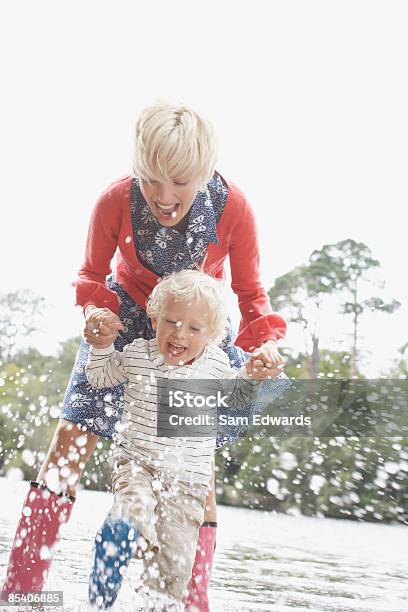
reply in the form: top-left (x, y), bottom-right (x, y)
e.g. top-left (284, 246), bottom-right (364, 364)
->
top-left (85, 270), bottom-right (287, 611)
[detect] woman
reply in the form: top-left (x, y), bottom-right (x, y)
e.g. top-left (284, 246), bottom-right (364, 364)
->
top-left (2, 102), bottom-right (286, 610)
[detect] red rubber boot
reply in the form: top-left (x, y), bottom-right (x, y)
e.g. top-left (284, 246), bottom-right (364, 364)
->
top-left (1, 481), bottom-right (75, 598)
top-left (184, 523), bottom-right (217, 612)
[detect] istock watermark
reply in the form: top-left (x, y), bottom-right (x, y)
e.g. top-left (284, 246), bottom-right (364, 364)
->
top-left (156, 378), bottom-right (408, 439)
top-left (169, 389), bottom-right (230, 408)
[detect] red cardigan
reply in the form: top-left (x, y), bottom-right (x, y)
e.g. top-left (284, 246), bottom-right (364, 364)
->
top-left (75, 175), bottom-right (286, 352)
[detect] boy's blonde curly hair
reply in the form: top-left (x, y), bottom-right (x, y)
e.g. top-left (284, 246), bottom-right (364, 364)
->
top-left (146, 270), bottom-right (228, 346)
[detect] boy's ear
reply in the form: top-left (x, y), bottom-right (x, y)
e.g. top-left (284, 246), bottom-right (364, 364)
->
top-left (151, 318), bottom-right (157, 331)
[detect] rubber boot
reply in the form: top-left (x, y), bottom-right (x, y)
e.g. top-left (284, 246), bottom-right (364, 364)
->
top-left (184, 523), bottom-right (217, 612)
top-left (1, 481), bottom-right (75, 598)
top-left (89, 518), bottom-right (139, 609)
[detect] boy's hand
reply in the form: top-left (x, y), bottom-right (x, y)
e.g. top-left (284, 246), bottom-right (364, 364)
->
top-left (83, 307), bottom-right (124, 349)
top-left (246, 339), bottom-right (285, 380)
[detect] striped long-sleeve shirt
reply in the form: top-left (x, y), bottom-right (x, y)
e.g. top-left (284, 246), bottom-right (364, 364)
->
top-left (86, 337), bottom-right (255, 485)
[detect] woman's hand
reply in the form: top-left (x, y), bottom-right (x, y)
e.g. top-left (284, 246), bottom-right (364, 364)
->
top-left (246, 339), bottom-right (285, 379)
top-left (83, 306), bottom-right (124, 349)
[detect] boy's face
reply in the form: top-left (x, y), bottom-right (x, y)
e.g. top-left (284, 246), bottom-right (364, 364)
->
top-left (151, 296), bottom-right (214, 366)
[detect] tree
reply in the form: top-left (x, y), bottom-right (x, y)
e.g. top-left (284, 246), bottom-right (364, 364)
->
top-left (268, 251), bottom-right (344, 378)
top-left (316, 240), bottom-right (400, 376)
top-left (0, 289), bottom-right (45, 361)
top-left (269, 240), bottom-right (400, 378)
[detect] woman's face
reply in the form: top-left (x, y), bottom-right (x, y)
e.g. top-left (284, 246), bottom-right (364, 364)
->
top-left (140, 176), bottom-right (201, 227)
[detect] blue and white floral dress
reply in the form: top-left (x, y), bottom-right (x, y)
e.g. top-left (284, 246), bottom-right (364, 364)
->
top-left (61, 175), bottom-right (288, 448)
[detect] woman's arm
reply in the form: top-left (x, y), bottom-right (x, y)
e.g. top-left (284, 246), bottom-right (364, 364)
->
top-left (228, 188), bottom-right (287, 352)
top-left (74, 184), bottom-right (124, 314)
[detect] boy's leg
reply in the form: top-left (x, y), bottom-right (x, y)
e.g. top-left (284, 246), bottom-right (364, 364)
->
top-left (89, 516), bottom-right (139, 609)
top-left (89, 456), bottom-right (159, 608)
top-left (143, 479), bottom-right (206, 606)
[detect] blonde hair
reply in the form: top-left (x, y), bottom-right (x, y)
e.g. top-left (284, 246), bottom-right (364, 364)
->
top-left (132, 101), bottom-right (218, 189)
top-left (146, 270), bottom-right (228, 346)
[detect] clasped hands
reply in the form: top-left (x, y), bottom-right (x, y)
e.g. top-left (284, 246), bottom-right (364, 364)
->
top-left (245, 339), bottom-right (285, 380)
top-left (84, 307), bottom-right (285, 378)
top-left (83, 306), bottom-right (124, 349)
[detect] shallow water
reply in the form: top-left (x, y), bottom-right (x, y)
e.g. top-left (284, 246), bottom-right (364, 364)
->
top-left (0, 478), bottom-right (407, 611)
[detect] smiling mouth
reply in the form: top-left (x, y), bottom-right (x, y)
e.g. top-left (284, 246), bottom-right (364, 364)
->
top-left (155, 202), bottom-right (179, 218)
top-left (167, 341), bottom-right (187, 356)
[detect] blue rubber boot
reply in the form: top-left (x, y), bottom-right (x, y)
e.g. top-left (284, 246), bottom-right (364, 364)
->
top-left (89, 518), bottom-right (139, 609)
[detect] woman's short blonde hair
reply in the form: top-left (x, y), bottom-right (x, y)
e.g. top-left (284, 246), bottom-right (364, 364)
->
top-left (132, 101), bottom-right (218, 189)
top-left (146, 270), bottom-right (228, 346)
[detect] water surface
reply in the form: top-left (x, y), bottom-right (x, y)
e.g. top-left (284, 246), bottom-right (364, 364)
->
top-left (0, 479), bottom-right (406, 611)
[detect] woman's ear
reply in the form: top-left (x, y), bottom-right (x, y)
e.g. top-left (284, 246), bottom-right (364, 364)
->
top-left (151, 318), bottom-right (157, 331)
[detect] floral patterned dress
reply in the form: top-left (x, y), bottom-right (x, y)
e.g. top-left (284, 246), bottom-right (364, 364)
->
top-left (61, 174), bottom-right (289, 447)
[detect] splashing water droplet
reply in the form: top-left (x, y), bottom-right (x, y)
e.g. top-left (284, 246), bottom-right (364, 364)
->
top-left (68, 473), bottom-right (79, 487)
top-left (310, 474), bottom-right (326, 494)
top-left (6, 467), bottom-right (24, 481)
top-left (384, 461), bottom-right (400, 475)
top-left (279, 452), bottom-right (298, 471)
top-left (60, 466), bottom-right (71, 478)
top-left (266, 478), bottom-right (279, 495)
top-left (75, 435), bottom-right (88, 448)
top-left (50, 405), bottom-right (60, 418)
top-left (40, 545), bottom-right (51, 560)
top-left (105, 542), bottom-right (118, 557)
top-left (22, 449), bottom-right (35, 467)
top-left (45, 467), bottom-right (61, 493)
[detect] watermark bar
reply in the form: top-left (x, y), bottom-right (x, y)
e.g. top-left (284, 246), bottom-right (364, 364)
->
top-left (157, 379), bottom-right (408, 438)
top-left (1, 591), bottom-right (63, 607)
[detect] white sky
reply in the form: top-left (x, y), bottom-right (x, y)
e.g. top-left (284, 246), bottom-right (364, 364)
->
top-left (0, 1), bottom-right (407, 376)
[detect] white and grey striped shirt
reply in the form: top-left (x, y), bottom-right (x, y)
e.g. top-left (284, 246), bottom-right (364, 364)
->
top-left (86, 338), bottom-right (255, 485)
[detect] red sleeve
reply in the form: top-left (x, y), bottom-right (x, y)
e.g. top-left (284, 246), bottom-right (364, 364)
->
top-left (229, 191), bottom-right (286, 351)
top-left (73, 185), bottom-right (122, 314)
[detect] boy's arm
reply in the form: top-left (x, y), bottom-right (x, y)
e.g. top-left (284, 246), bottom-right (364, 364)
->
top-left (218, 351), bottom-right (287, 408)
top-left (85, 344), bottom-right (129, 389)
top-left (217, 358), bottom-right (258, 408)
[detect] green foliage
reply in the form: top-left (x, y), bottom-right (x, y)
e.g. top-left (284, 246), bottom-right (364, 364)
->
top-left (215, 344), bottom-right (406, 524)
top-left (0, 289), bottom-right (45, 361)
top-left (0, 337), bottom-right (112, 490)
top-left (215, 432), bottom-right (408, 524)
